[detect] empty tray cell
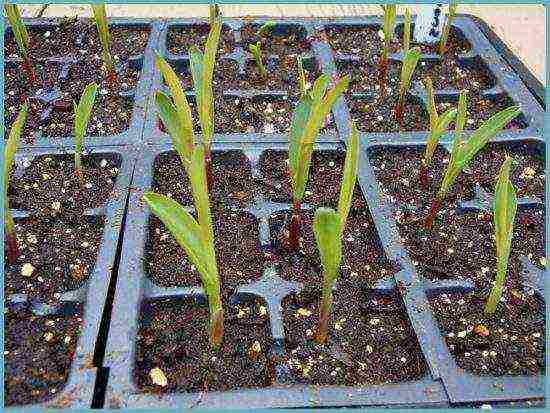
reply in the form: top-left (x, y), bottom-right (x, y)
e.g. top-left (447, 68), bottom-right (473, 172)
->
top-left (430, 290), bottom-right (544, 376)
top-left (167, 23), bottom-right (235, 55)
top-left (4, 304), bottom-right (83, 406)
top-left (135, 296), bottom-right (274, 393)
top-left (282, 285), bottom-right (427, 385)
top-left (435, 93), bottom-right (528, 130)
top-left (324, 24), bottom-right (396, 56)
top-left (395, 23), bottom-right (471, 55)
top-left (337, 58), bottom-right (411, 95)
top-left (349, 94), bottom-right (428, 132)
top-left (9, 153), bottom-right (121, 214)
top-left (241, 23), bottom-right (311, 56)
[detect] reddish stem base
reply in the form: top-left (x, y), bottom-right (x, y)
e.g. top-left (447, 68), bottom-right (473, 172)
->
top-left (5, 231), bottom-right (20, 265)
top-left (22, 57), bottom-right (37, 88)
top-left (287, 200), bottom-right (301, 252)
top-left (419, 163), bottom-right (429, 189)
top-left (107, 69), bottom-right (118, 89)
top-left (423, 199), bottom-right (442, 229)
top-left (395, 102), bottom-right (404, 126)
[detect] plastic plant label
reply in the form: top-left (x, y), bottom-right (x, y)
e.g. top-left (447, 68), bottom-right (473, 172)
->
top-left (414, 4), bottom-right (446, 44)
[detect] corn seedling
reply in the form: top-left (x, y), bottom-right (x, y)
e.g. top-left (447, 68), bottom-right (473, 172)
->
top-left (4, 104), bottom-right (28, 265)
top-left (91, 4), bottom-right (117, 84)
top-left (143, 146), bottom-right (223, 350)
top-left (439, 3), bottom-right (458, 55)
top-left (379, 4), bottom-right (397, 90)
top-left (484, 157), bottom-right (517, 316)
top-left (403, 8), bottom-right (411, 53)
top-left (395, 47), bottom-right (421, 125)
top-left (297, 56), bottom-right (308, 98)
top-left (74, 83), bottom-right (98, 182)
top-left (189, 15), bottom-right (222, 191)
top-left (209, 3), bottom-right (220, 24)
top-left (248, 41), bottom-right (268, 80)
top-left (287, 74), bottom-right (350, 251)
top-left (5, 4), bottom-right (36, 86)
top-left (258, 21), bottom-right (276, 37)
top-left (419, 77), bottom-right (458, 188)
top-left (314, 122), bottom-right (359, 344)
top-left (424, 93), bottom-right (520, 228)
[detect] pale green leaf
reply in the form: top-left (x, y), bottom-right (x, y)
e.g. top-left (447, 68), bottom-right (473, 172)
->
top-left (337, 121), bottom-right (359, 226)
top-left (313, 207), bottom-right (343, 284)
top-left (91, 4), bottom-right (114, 71)
top-left (155, 91), bottom-right (193, 162)
top-left (74, 83), bottom-right (98, 171)
top-left (4, 103), bottom-right (28, 196)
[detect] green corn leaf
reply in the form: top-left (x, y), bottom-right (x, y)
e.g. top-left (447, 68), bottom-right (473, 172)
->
top-left (5, 4), bottom-right (29, 59)
top-left (297, 56), bottom-right (307, 98)
top-left (91, 4), bottom-right (115, 72)
top-left (439, 3), bottom-right (458, 54)
top-left (4, 103), bottom-right (28, 197)
top-left (314, 207), bottom-right (343, 285)
top-left (403, 8), bottom-right (411, 53)
top-left (424, 107), bottom-right (457, 167)
top-left (399, 47), bottom-right (422, 98)
top-left (74, 83), bottom-right (98, 172)
top-left (382, 4), bottom-right (397, 60)
top-left (209, 4), bottom-right (220, 23)
top-left (155, 91), bottom-right (194, 162)
top-left (292, 75), bottom-right (349, 201)
top-left (337, 121), bottom-right (359, 227)
top-left (485, 157), bottom-right (517, 315)
top-left (423, 77), bottom-right (438, 131)
top-left (288, 96), bottom-right (313, 178)
top-left (258, 21), bottom-right (276, 37)
top-left (248, 41), bottom-right (267, 78)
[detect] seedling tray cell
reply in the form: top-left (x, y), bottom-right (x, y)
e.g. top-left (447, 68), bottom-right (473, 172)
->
top-left (4, 145), bottom-right (134, 409)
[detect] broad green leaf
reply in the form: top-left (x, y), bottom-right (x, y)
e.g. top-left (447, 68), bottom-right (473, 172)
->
top-left (288, 96), bottom-right (312, 177)
top-left (485, 157), bottom-right (517, 315)
top-left (155, 91), bottom-right (193, 162)
top-left (403, 8), bottom-right (411, 52)
top-left (74, 83), bottom-right (98, 172)
top-left (258, 21), bottom-right (276, 37)
top-left (337, 121), bottom-right (359, 226)
top-left (425, 107), bottom-right (457, 166)
top-left (91, 4), bottom-right (114, 72)
top-left (200, 16), bottom-right (221, 146)
top-left (399, 47), bottom-right (422, 97)
top-left (4, 103), bottom-right (28, 197)
top-left (313, 207), bottom-right (343, 284)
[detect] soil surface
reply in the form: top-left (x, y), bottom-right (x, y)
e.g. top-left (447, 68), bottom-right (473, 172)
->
top-left (431, 291), bottom-right (544, 376)
top-left (416, 58), bottom-right (495, 91)
top-left (4, 304), bottom-right (82, 405)
top-left (5, 20), bottom-right (150, 59)
top-left (282, 281), bottom-right (426, 385)
top-left (9, 153), bottom-right (121, 216)
top-left (135, 297), bottom-right (274, 393)
top-left (241, 23), bottom-right (311, 56)
top-left (369, 144), bottom-right (546, 288)
top-left (167, 23), bottom-right (236, 55)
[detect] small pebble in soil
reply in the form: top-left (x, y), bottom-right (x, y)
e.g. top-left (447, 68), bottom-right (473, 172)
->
top-left (21, 263), bottom-right (35, 277)
top-left (150, 367), bottom-right (168, 387)
top-left (296, 308), bottom-right (312, 317)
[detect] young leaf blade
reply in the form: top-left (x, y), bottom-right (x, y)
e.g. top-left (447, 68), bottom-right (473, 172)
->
top-left (382, 4), bottom-right (397, 60)
top-left (91, 4), bottom-right (115, 72)
top-left (399, 47), bottom-right (422, 98)
top-left (258, 21), bottom-right (276, 37)
top-left (4, 103), bottom-right (28, 197)
top-left (74, 83), bottom-right (98, 172)
top-left (403, 8), bottom-right (411, 53)
top-left (314, 207), bottom-right (343, 284)
top-left (5, 4), bottom-right (29, 58)
top-left (337, 121), bottom-right (359, 227)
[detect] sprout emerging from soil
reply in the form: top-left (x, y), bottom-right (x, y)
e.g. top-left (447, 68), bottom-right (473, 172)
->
top-left (403, 8), bottom-right (411, 53)
top-left (439, 3), bottom-right (458, 55)
top-left (4, 4), bottom-right (36, 86)
top-left (297, 56), bottom-right (308, 98)
top-left (424, 92), bottom-right (521, 228)
top-left (143, 146), bottom-right (223, 350)
top-left (74, 83), bottom-right (98, 182)
top-left (248, 41), bottom-right (268, 80)
top-left (258, 21), bottom-right (276, 37)
top-left (485, 157), bottom-right (517, 316)
top-left (379, 4), bottom-right (397, 90)
top-left (419, 77), bottom-right (458, 188)
top-left (287, 74), bottom-right (349, 252)
top-left (394, 47), bottom-right (421, 125)
top-left (189, 14), bottom-right (222, 191)
top-left (4, 104), bottom-right (28, 265)
top-left (91, 4), bottom-right (117, 85)
top-left (315, 122), bottom-right (359, 344)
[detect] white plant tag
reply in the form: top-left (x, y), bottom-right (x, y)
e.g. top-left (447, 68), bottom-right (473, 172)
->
top-left (414, 4), bottom-right (446, 44)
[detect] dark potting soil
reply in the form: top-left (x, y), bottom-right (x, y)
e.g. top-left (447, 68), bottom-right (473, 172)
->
top-left (4, 216), bottom-right (105, 296)
top-left (369, 145), bottom-right (546, 287)
top-left (349, 94), bottom-right (429, 132)
top-left (167, 24), bottom-right (236, 55)
top-left (241, 23), bottom-right (311, 56)
top-left (9, 153), bottom-right (121, 216)
top-left (135, 297), bottom-right (274, 393)
top-left (431, 291), bottom-right (544, 376)
top-left (416, 58), bottom-right (495, 91)
top-left (4, 305), bottom-right (82, 406)
top-left (4, 20), bottom-right (150, 60)
top-left (325, 25), bottom-right (397, 56)
top-left (282, 281), bottom-right (426, 385)
top-left (336, 59), bottom-right (402, 95)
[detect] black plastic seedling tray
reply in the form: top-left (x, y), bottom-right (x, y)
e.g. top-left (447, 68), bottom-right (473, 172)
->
top-left (103, 15), bottom-right (544, 408)
top-left (4, 145), bottom-right (134, 409)
top-left (3, 17), bottom-right (162, 149)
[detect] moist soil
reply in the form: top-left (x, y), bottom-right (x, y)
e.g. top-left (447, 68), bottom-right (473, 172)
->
top-left (431, 291), bottom-right (544, 376)
top-left (9, 153), bottom-right (121, 216)
top-left (167, 24), bottom-right (236, 55)
top-left (241, 23), bottom-right (311, 56)
top-left (368, 144), bottom-right (545, 288)
top-left (146, 151), bottom-right (264, 293)
top-left (282, 281), bottom-right (426, 385)
top-left (5, 20), bottom-right (150, 59)
top-left (135, 297), bottom-right (274, 393)
top-left (4, 304), bottom-right (82, 406)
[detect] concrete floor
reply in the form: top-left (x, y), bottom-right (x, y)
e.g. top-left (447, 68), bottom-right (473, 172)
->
top-left (18, 3), bottom-right (545, 84)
